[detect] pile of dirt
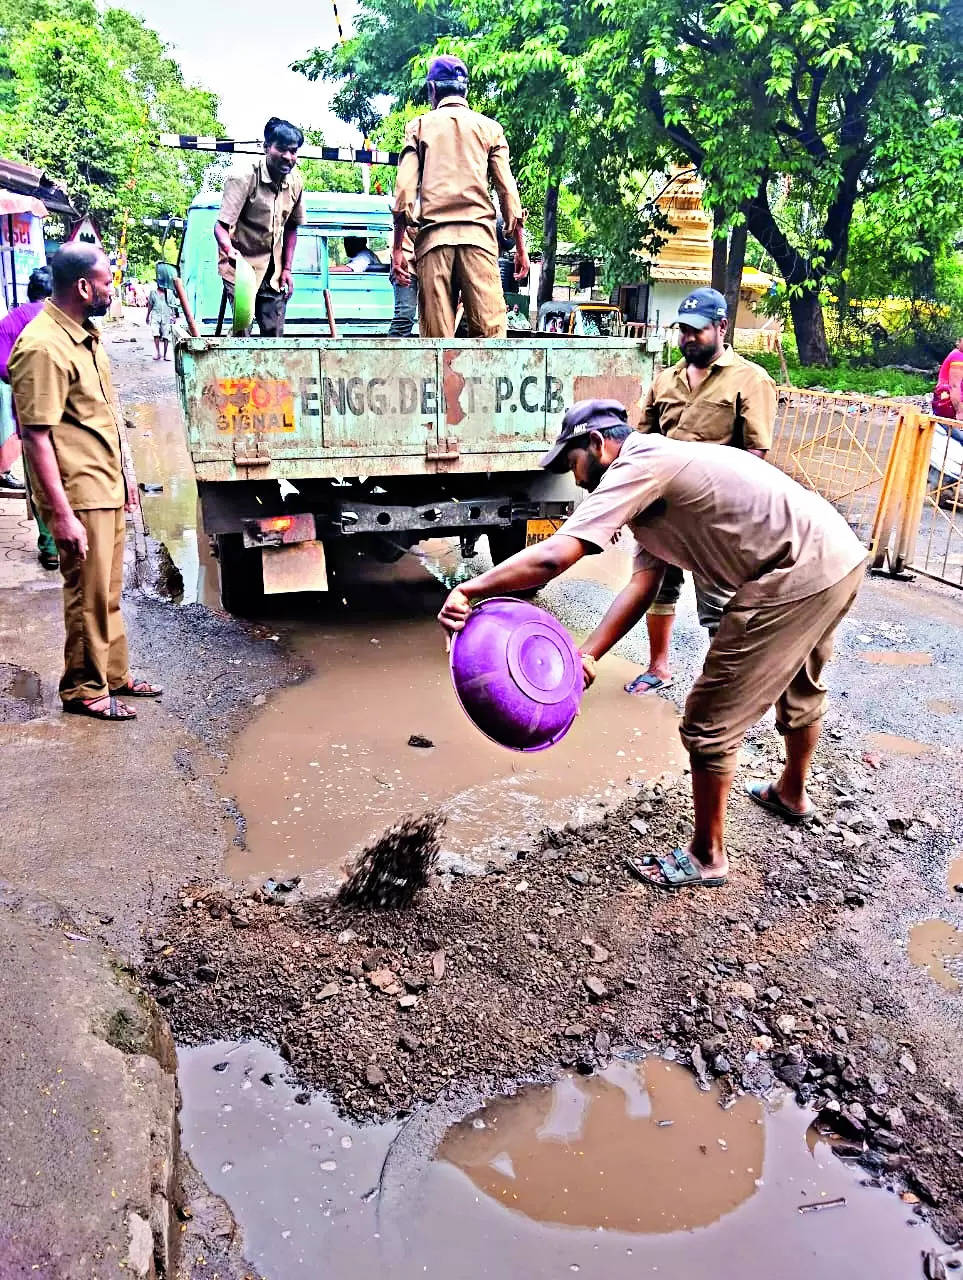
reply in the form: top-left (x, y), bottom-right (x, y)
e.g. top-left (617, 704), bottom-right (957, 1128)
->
top-left (143, 741), bottom-right (963, 1244)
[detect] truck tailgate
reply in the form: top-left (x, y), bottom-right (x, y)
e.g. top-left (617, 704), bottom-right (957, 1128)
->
top-left (176, 336), bottom-right (654, 481)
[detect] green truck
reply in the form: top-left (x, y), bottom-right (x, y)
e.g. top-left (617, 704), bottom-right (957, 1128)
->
top-left (174, 190), bottom-right (655, 613)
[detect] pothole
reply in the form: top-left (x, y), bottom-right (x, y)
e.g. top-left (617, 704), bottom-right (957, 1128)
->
top-left (908, 920), bottom-right (963, 991)
top-left (177, 1041), bottom-right (946, 1279)
top-left (0, 663), bottom-right (44, 723)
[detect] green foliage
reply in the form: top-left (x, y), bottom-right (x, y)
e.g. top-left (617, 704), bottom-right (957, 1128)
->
top-left (0, 0), bottom-right (223, 267)
top-left (578, 0), bottom-right (963, 360)
top-left (746, 351), bottom-right (933, 395)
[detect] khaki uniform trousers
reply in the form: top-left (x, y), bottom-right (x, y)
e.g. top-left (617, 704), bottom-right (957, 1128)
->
top-left (417, 245), bottom-right (507, 338)
top-left (680, 563), bottom-right (865, 774)
top-left (57, 506), bottom-right (130, 703)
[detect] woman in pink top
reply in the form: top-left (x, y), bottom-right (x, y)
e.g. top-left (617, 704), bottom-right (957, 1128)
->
top-left (933, 335), bottom-right (963, 420)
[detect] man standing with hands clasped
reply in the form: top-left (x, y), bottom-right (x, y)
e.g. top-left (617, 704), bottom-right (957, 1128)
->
top-left (392, 54), bottom-right (529, 338)
top-left (214, 117), bottom-right (305, 337)
top-left (625, 287), bottom-right (777, 696)
top-left (8, 244), bottom-right (161, 721)
top-left (439, 398), bottom-right (866, 891)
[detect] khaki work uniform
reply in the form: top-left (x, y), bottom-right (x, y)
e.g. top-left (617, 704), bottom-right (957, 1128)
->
top-left (393, 98), bottom-right (524, 338)
top-left (8, 302), bottom-right (130, 704)
top-left (642, 345), bottom-right (778, 630)
top-left (217, 159), bottom-right (305, 336)
top-left (559, 433), bottom-right (867, 773)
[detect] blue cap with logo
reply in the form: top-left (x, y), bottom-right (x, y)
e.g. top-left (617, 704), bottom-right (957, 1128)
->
top-left (672, 286), bottom-right (728, 329)
top-left (427, 55), bottom-right (469, 84)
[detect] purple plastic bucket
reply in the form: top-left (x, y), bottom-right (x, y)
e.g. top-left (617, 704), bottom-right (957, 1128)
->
top-left (449, 596), bottom-right (583, 752)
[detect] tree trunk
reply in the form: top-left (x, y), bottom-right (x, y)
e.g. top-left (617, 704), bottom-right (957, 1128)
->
top-left (789, 290), bottom-right (830, 366)
top-left (537, 133), bottom-right (566, 309)
top-left (538, 179), bottom-right (560, 308)
top-left (711, 208), bottom-right (728, 294)
top-left (724, 219), bottom-right (748, 333)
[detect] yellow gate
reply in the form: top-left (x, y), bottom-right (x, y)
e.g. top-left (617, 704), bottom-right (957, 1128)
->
top-left (770, 387), bottom-right (963, 590)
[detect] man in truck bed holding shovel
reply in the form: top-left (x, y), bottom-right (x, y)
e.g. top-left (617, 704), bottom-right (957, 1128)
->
top-left (214, 117), bottom-right (305, 336)
top-left (439, 398), bottom-right (866, 892)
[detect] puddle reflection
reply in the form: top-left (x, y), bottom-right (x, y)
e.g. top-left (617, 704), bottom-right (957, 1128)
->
top-left (178, 1041), bottom-right (945, 1280)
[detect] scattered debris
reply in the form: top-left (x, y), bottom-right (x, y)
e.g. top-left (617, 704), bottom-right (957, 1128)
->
top-left (337, 811), bottom-right (444, 909)
top-left (798, 1197), bottom-right (847, 1214)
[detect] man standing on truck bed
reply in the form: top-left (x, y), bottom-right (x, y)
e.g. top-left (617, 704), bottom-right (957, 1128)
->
top-left (624, 287), bottom-right (777, 697)
top-left (214, 117), bottom-right (305, 337)
top-left (391, 54), bottom-right (529, 338)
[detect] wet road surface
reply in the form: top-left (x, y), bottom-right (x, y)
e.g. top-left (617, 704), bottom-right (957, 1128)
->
top-left (179, 1041), bottom-right (944, 1280)
top-left (126, 398), bottom-right (685, 888)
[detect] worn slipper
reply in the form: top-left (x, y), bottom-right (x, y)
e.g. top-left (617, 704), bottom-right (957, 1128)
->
top-left (624, 672), bottom-right (674, 696)
top-left (63, 695), bottom-right (137, 721)
top-left (109, 678), bottom-right (163, 698)
top-left (745, 780), bottom-right (815, 824)
top-left (624, 849), bottom-right (727, 890)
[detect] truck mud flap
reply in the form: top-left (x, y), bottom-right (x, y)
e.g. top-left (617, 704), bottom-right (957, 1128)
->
top-left (261, 541), bottom-right (329, 594)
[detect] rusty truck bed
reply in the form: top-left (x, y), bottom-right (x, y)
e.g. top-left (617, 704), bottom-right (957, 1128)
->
top-left (175, 335), bottom-right (654, 482)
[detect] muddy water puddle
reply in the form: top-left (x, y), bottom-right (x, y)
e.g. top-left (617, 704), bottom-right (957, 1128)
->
top-left (178, 1041), bottom-right (943, 1279)
top-left (865, 731), bottom-right (936, 757)
top-left (859, 650), bottom-right (933, 666)
top-left (224, 619), bottom-right (684, 883)
top-left (124, 400), bottom-right (220, 607)
top-left (908, 920), bottom-right (963, 991)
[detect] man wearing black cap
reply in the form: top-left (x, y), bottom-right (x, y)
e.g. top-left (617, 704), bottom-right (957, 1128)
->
top-left (438, 397), bottom-right (865, 891)
top-left (625, 286), bottom-right (777, 696)
top-left (392, 54), bottom-right (529, 338)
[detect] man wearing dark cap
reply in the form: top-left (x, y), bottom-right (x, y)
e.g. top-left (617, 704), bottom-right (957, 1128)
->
top-left (625, 286), bottom-right (777, 696)
top-left (214, 117), bottom-right (305, 336)
top-left (438, 398), bottom-right (865, 891)
top-left (392, 54), bottom-right (529, 338)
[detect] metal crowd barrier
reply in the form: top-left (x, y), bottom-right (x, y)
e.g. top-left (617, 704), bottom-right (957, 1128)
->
top-left (769, 386), bottom-right (962, 590)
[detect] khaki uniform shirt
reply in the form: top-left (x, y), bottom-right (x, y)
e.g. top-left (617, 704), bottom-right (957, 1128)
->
top-left (643, 345), bottom-right (776, 451)
top-left (8, 301), bottom-right (124, 511)
top-left (559, 433), bottom-right (866, 607)
top-left (217, 159), bottom-right (305, 291)
top-left (393, 98), bottom-right (524, 261)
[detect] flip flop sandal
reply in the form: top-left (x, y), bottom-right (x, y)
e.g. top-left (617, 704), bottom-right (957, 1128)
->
top-left (745, 780), bottom-right (815, 824)
top-left (624, 672), bottom-right (674, 696)
top-left (109, 678), bottom-right (163, 698)
top-left (625, 849), bottom-right (727, 890)
top-left (63, 695), bottom-right (137, 721)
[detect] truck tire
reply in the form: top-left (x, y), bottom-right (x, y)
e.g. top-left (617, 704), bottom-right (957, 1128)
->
top-left (487, 524), bottom-right (538, 598)
top-left (215, 533), bottom-right (266, 617)
top-left (487, 523), bottom-right (528, 565)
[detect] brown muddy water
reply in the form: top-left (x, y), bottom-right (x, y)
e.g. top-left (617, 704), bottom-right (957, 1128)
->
top-left (125, 400), bottom-right (685, 884)
top-left (908, 920), bottom-right (963, 991)
top-left (224, 621), bottom-right (684, 883)
top-left (178, 1041), bottom-right (944, 1280)
top-left (864, 731), bottom-right (936, 758)
top-left (859, 650), bottom-right (933, 666)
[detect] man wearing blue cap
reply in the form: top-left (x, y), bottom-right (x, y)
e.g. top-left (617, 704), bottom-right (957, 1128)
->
top-left (392, 54), bottom-right (529, 338)
top-left (624, 286), bottom-right (777, 696)
top-left (439, 397), bottom-right (866, 891)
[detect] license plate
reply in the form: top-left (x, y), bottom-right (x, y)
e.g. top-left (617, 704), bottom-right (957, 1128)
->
top-left (525, 518), bottom-right (564, 547)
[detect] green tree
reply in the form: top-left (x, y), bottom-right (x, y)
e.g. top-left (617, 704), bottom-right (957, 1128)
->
top-left (581, 0), bottom-right (963, 363)
top-left (0, 0), bottom-right (223, 266)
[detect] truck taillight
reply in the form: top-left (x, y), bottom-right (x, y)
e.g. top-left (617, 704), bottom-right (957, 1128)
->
top-left (261, 516), bottom-right (294, 534)
top-left (241, 512), bottom-right (315, 549)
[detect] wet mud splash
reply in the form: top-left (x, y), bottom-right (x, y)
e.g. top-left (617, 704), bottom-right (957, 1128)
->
top-left (177, 1042), bottom-right (945, 1280)
top-left (224, 619), bottom-right (684, 884)
top-left (908, 921), bottom-right (963, 991)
